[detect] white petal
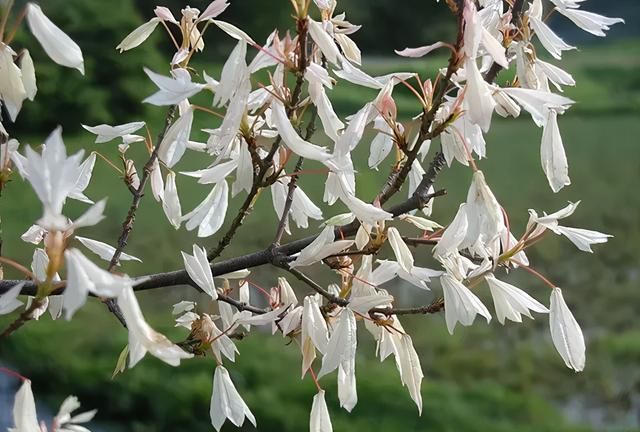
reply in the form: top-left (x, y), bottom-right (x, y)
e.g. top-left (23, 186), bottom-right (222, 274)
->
top-left (182, 245), bottom-right (217, 299)
top-left (162, 171), bottom-right (182, 229)
top-left (271, 100), bottom-right (332, 162)
top-left (387, 227), bottom-right (414, 273)
top-left (211, 20), bottom-right (256, 45)
top-left (308, 18), bottom-right (339, 64)
top-left (441, 273), bottom-right (491, 334)
top-left (158, 106), bottom-right (193, 167)
top-left (541, 109), bottom-right (570, 192)
top-left (464, 57), bottom-right (495, 132)
top-left (118, 284), bottom-right (193, 367)
top-left (395, 42), bottom-right (447, 58)
top-left (318, 308), bottom-right (357, 378)
top-left (143, 68), bottom-right (203, 106)
top-left (486, 275), bottom-right (548, 324)
top-left (183, 180), bottom-right (229, 237)
top-left (75, 236), bottom-right (141, 263)
top-left (81, 122), bottom-right (145, 144)
top-left (555, 226), bottom-right (612, 253)
top-left (12, 380), bottom-right (41, 432)
top-left (26, 4), bottom-right (85, 74)
top-left (433, 204), bottom-right (469, 257)
top-left (20, 49), bottom-right (37, 101)
top-left (310, 390), bottom-right (333, 432)
top-left (0, 44), bottom-right (27, 121)
top-left (550, 287), bottom-right (585, 371)
top-left (210, 366), bottom-right (256, 431)
top-left (0, 281), bottom-right (24, 314)
top-left (116, 17), bottom-right (160, 52)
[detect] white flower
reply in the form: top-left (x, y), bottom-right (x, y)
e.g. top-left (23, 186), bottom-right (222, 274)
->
top-left (541, 109), bottom-right (570, 192)
top-left (528, 0), bottom-right (575, 60)
top-left (162, 171), bottom-right (182, 229)
top-left (333, 175), bottom-right (392, 225)
top-left (183, 180), bottom-right (229, 238)
top-left (63, 249), bottom-right (129, 319)
top-left (0, 44), bottom-right (27, 122)
top-left (82, 121), bottom-right (145, 144)
top-left (143, 68), bottom-right (204, 106)
top-left (555, 6), bottom-right (624, 37)
top-left (53, 395), bottom-right (97, 432)
top-left (271, 100), bottom-right (333, 163)
top-left (527, 202), bottom-right (611, 252)
top-left (199, 314), bottom-right (237, 363)
top-left (462, 170), bottom-right (506, 258)
top-left (20, 49), bottom-right (37, 101)
top-left (210, 366), bottom-right (256, 432)
top-left (553, 226), bottom-right (612, 253)
top-left (212, 40), bottom-right (248, 107)
top-left (396, 333), bottom-right (424, 414)
top-left (549, 287), bottom-right (585, 371)
top-left (182, 245), bottom-right (217, 299)
top-left (318, 308), bottom-right (357, 378)
top-left (387, 227), bottom-right (413, 273)
top-left (75, 236), bottom-right (141, 263)
top-left (310, 390), bottom-right (333, 432)
top-left (199, 0), bottom-right (231, 21)
top-left (441, 273), bottom-right (491, 334)
top-left (433, 204), bottom-right (469, 258)
top-left (68, 152), bottom-right (96, 204)
top-left (181, 159), bottom-right (238, 185)
top-left (486, 275), bottom-right (549, 324)
top-left (290, 225), bottom-right (354, 267)
top-left (117, 284), bottom-right (193, 367)
top-left (157, 105), bottom-right (193, 168)
top-left (306, 63), bottom-right (344, 141)
top-left (0, 281), bottom-right (24, 314)
top-left (500, 87), bottom-right (573, 127)
top-left (301, 294), bottom-right (329, 376)
top-left (21, 127), bottom-right (89, 223)
top-left (370, 259), bottom-right (441, 291)
top-left (11, 379), bottom-right (40, 432)
top-left (464, 57), bottom-right (496, 132)
top-left (308, 18), bottom-right (340, 65)
top-left (25, 3), bottom-right (84, 74)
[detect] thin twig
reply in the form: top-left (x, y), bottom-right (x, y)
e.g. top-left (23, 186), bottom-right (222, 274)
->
top-left (103, 105), bottom-right (178, 327)
top-left (283, 265), bottom-right (349, 307)
top-left (1, 298), bottom-right (44, 338)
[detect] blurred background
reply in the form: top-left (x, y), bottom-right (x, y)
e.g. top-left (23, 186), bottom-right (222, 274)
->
top-left (0, 0), bottom-right (639, 431)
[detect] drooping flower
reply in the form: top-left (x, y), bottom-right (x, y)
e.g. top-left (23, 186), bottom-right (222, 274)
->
top-left (63, 249), bottom-right (130, 319)
top-left (318, 307), bottom-right (357, 378)
top-left (210, 365), bottom-right (256, 431)
top-left (182, 180), bottom-right (229, 238)
top-left (117, 284), bottom-right (193, 367)
top-left (310, 390), bottom-right (333, 432)
top-left (549, 287), bottom-right (585, 371)
top-left (541, 109), bottom-right (570, 192)
top-left (440, 273), bottom-right (491, 334)
top-left (485, 275), bottom-right (549, 324)
top-left (182, 245), bottom-right (217, 299)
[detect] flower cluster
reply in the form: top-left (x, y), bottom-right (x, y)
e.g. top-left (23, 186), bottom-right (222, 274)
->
top-left (0, 0), bottom-right (623, 430)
